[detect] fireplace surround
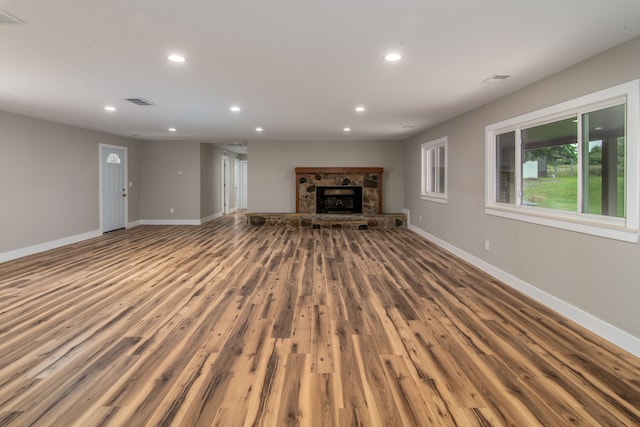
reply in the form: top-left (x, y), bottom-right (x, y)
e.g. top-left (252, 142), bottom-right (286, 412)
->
top-left (316, 186), bottom-right (363, 214)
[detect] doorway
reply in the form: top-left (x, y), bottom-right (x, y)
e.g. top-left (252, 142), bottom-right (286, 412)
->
top-left (239, 159), bottom-right (247, 209)
top-left (222, 155), bottom-right (230, 215)
top-left (235, 158), bottom-right (240, 212)
top-left (100, 144), bottom-right (127, 233)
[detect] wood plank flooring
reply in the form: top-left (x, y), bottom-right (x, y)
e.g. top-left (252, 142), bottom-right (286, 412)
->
top-left (0, 212), bottom-right (639, 426)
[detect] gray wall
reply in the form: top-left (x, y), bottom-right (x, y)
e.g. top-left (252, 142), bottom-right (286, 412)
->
top-left (403, 37), bottom-right (640, 339)
top-left (200, 143), bottom-right (224, 219)
top-left (139, 141), bottom-right (201, 221)
top-left (247, 139), bottom-right (405, 213)
top-left (0, 111), bottom-right (139, 253)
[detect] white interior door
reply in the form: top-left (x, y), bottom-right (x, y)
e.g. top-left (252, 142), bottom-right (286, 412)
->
top-left (222, 155), bottom-right (230, 214)
top-left (239, 160), bottom-right (247, 209)
top-left (102, 146), bottom-right (126, 232)
top-left (234, 158), bottom-right (240, 211)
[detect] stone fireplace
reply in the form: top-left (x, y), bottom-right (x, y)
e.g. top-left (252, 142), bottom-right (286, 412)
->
top-left (295, 167), bottom-right (383, 215)
top-left (247, 166), bottom-right (405, 228)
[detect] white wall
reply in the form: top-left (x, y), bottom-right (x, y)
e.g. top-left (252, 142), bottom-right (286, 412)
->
top-left (403, 37), bottom-right (640, 348)
top-left (247, 139), bottom-right (405, 213)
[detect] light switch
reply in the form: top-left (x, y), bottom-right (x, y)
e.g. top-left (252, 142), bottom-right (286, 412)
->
top-left (177, 170), bottom-right (183, 175)
top-left (128, 182), bottom-right (133, 187)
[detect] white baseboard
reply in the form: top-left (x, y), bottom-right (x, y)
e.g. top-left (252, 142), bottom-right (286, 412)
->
top-left (407, 222), bottom-right (640, 358)
top-left (139, 219), bottom-right (202, 226)
top-left (201, 212), bottom-right (224, 223)
top-left (0, 229), bottom-right (102, 263)
top-left (0, 215), bottom-right (213, 264)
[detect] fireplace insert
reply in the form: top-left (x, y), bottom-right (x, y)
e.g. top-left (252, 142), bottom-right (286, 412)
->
top-left (316, 186), bottom-right (363, 214)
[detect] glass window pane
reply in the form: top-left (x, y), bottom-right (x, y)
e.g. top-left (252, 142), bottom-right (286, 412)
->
top-left (428, 148), bottom-right (436, 193)
top-left (582, 104), bottom-right (625, 218)
top-left (106, 153), bottom-right (121, 164)
top-left (521, 117), bottom-right (578, 211)
top-left (437, 145), bottom-right (446, 194)
top-left (496, 131), bottom-right (515, 204)
top-left (422, 147), bottom-right (428, 194)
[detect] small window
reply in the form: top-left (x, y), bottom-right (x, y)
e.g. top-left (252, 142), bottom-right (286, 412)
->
top-left (106, 153), bottom-right (121, 164)
top-left (421, 137), bottom-right (447, 203)
top-left (485, 80), bottom-right (639, 242)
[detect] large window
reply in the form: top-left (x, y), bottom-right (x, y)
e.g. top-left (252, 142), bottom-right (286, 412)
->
top-left (485, 80), bottom-right (639, 242)
top-left (421, 137), bottom-right (447, 203)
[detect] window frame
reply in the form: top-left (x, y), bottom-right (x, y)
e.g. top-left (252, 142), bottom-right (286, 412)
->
top-left (421, 136), bottom-right (448, 203)
top-left (485, 80), bottom-right (639, 243)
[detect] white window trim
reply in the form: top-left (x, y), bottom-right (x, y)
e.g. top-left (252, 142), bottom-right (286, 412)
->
top-left (485, 80), bottom-right (640, 243)
top-left (421, 136), bottom-right (448, 203)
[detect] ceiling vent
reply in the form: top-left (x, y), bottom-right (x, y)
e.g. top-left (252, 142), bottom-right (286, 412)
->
top-left (126, 97), bottom-right (155, 106)
top-left (483, 74), bottom-right (510, 84)
top-left (0, 10), bottom-right (25, 24)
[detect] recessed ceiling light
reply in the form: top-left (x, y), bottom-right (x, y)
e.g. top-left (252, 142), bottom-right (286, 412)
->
top-left (384, 53), bottom-right (402, 62)
top-left (168, 127), bottom-right (177, 132)
top-left (343, 127), bottom-right (351, 132)
top-left (255, 127), bottom-right (263, 132)
top-left (230, 105), bottom-right (241, 112)
top-left (168, 54), bottom-right (186, 63)
top-left (104, 106), bottom-right (116, 112)
top-left (355, 106), bottom-right (365, 112)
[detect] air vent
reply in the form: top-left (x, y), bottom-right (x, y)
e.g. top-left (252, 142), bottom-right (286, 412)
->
top-left (126, 98), bottom-right (154, 106)
top-left (483, 74), bottom-right (510, 84)
top-left (0, 10), bottom-right (25, 24)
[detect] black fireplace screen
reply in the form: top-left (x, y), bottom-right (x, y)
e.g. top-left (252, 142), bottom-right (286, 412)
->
top-left (316, 186), bottom-right (363, 214)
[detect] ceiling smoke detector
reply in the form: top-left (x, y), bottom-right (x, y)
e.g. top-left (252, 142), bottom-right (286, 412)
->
top-left (0, 10), bottom-right (25, 24)
top-left (126, 98), bottom-right (155, 106)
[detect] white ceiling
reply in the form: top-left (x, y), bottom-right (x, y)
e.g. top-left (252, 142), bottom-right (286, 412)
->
top-left (1, 1), bottom-right (640, 146)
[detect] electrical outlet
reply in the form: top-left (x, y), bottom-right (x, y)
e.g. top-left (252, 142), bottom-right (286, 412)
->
top-left (484, 240), bottom-right (490, 251)
top-left (170, 208), bottom-right (174, 214)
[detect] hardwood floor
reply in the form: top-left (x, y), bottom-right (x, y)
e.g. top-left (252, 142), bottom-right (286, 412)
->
top-left (0, 213), bottom-right (639, 426)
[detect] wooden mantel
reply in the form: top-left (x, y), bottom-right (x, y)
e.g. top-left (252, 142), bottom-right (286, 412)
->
top-left (295, 167), bottom-right (383, 214)
top-left (295, 167), bottom-right (384, 175)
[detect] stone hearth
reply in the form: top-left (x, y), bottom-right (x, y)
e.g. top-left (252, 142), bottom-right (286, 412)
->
top-left (245, 213), bottom-right (406, 229)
